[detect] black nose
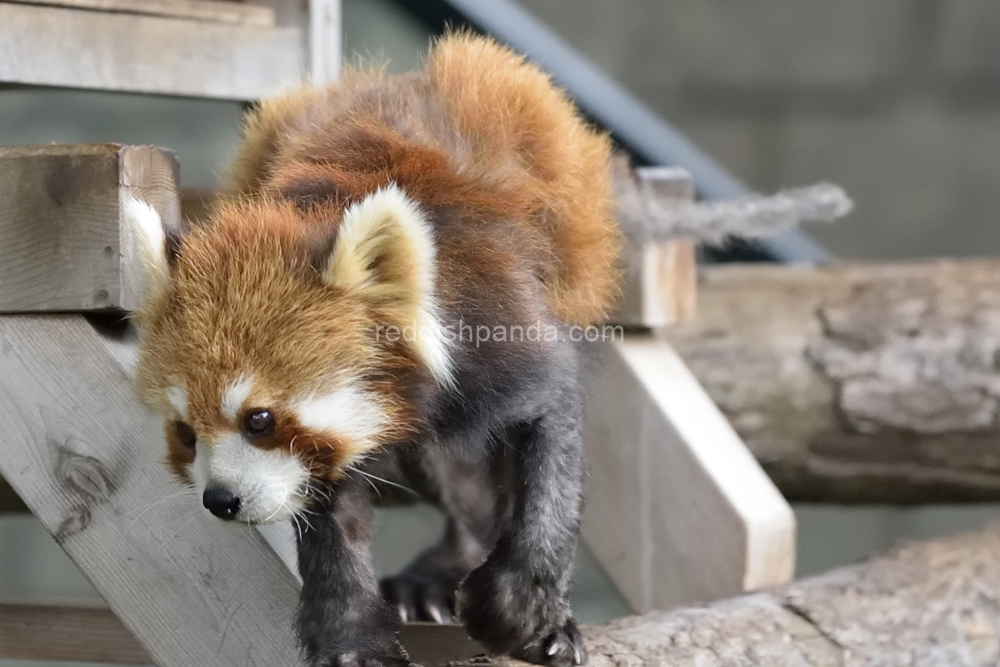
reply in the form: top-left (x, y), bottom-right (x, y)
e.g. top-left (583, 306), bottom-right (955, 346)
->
top-left (203, 486), bottom-right (241, 520)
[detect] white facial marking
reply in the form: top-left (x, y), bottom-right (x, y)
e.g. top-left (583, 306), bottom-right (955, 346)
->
top-left (192, 433), bottom-right (309, 524)
top-left (294, 384), bottom-right (389, 447)
top-left (166, 386), bottom-right (187, 420)
top-left (331, 184), bottom-right (455, 387)
top-left (221, 375), bottom-right (255, 422)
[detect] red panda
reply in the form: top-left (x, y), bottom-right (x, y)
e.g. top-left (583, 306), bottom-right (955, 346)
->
top-left (127, 33), bottom-right (619, 667)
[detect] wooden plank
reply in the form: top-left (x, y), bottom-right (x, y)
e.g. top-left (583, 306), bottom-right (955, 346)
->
top-left (0, 144), bottom-right (179, 313)
top-left (0, 598), bottom-right (484, 664)
top-left (610, 164), bottom-right (697, 328)
top-left (5, 0), bottom-right (275, 26)
top-left (0, 598), bottom-right (149, 664)
top-left (0, 3), bottom-right (304, 99)
top-left (581, 334), bottom-right (795, 612)
top-left (0, 315), bottom-right (302, 667)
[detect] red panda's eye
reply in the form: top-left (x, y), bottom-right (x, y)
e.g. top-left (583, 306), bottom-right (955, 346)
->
top-left (175, 421), bottom-right (197, 449)
top-left (243, 409), bottom-right (275, 437)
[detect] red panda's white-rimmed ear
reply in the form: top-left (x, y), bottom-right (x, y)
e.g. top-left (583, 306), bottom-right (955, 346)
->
top-left (123, 196), bottom-right (172, 309)
top-left (324, 184), bottom-right (453, 386)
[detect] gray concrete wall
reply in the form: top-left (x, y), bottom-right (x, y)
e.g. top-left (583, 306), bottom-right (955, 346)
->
top-left (519, 0), bottom-right (1000, 260)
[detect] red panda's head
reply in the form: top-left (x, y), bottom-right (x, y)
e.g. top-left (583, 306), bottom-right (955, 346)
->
top-left (125, 185), bottom-right (451, 523)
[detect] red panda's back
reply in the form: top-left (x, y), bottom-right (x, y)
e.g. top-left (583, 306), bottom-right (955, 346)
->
top-left (230, 34), bottom-right (620, 326)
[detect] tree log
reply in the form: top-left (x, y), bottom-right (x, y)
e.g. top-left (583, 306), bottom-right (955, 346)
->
top-left (452, 521), bottom-right (1000, 667)
top-left (666, 259), bottom-right (1000, 503)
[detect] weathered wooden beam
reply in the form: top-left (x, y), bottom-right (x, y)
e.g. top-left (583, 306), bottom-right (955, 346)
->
top-left (5, 0), bottom-right (275, 26)
top-left (0, 315), bottom-right (302, 667)
top-left (444, 522), bottom-right (1000, 667)
top-left (581, 334), bottom-right (795, 612)
top-left (0, 3), bottom-right (303, 99)
top-left (667, 259), bottom-right (1000, 503)
top-left (0, 598), bottom-right (149, 664)
top-left (0, 144), bottom-right (179, 313)
top-left (0, 597), bottom-right (483, 665)
top-left (609, 160), bottom-right (697, 328)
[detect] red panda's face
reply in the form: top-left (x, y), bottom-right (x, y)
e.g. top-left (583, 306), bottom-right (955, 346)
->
top-left (124, 187), bottom-right (451, 524)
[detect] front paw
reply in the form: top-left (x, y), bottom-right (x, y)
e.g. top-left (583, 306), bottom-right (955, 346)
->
top-left (380, 571), bottom-right (457, 624)
top-left (457, 556), bottom-right (584, 666)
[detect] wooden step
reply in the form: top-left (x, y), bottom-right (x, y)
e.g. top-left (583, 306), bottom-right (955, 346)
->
top-left (0, 1), bottom-right (304, 99)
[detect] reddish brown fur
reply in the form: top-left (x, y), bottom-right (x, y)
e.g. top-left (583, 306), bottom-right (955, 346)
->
top-left (232, 33), bottom-right (620, 325)
top-left (137, 199), bottom-right (420, 480)
top-left (137, 34), bottom-right (619, 483)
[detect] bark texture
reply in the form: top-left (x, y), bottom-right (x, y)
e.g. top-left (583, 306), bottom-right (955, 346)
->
top-left (448, 522), bottom-right (1000, 667)
top-left (666, 260), bottom-right (1000, 503)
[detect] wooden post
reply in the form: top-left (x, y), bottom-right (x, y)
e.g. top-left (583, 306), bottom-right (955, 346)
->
top-left (309, 0), bottom-right (341, 83)
top-left (581, 334), bottom-right (796, 612)
top-left (609, 163), bottom-right (697, 328)
top-left (0, 144), bottom-right (179, 313)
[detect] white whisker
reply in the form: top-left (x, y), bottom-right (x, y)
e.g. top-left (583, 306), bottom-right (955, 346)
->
top-left (355, 469), bottom-right (417, 496)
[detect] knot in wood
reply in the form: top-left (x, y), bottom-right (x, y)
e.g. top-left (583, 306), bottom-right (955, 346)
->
top-left (809, 280), bottom-right (1000, 435)
top-left (58, 449), bottom-right (114, 503)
